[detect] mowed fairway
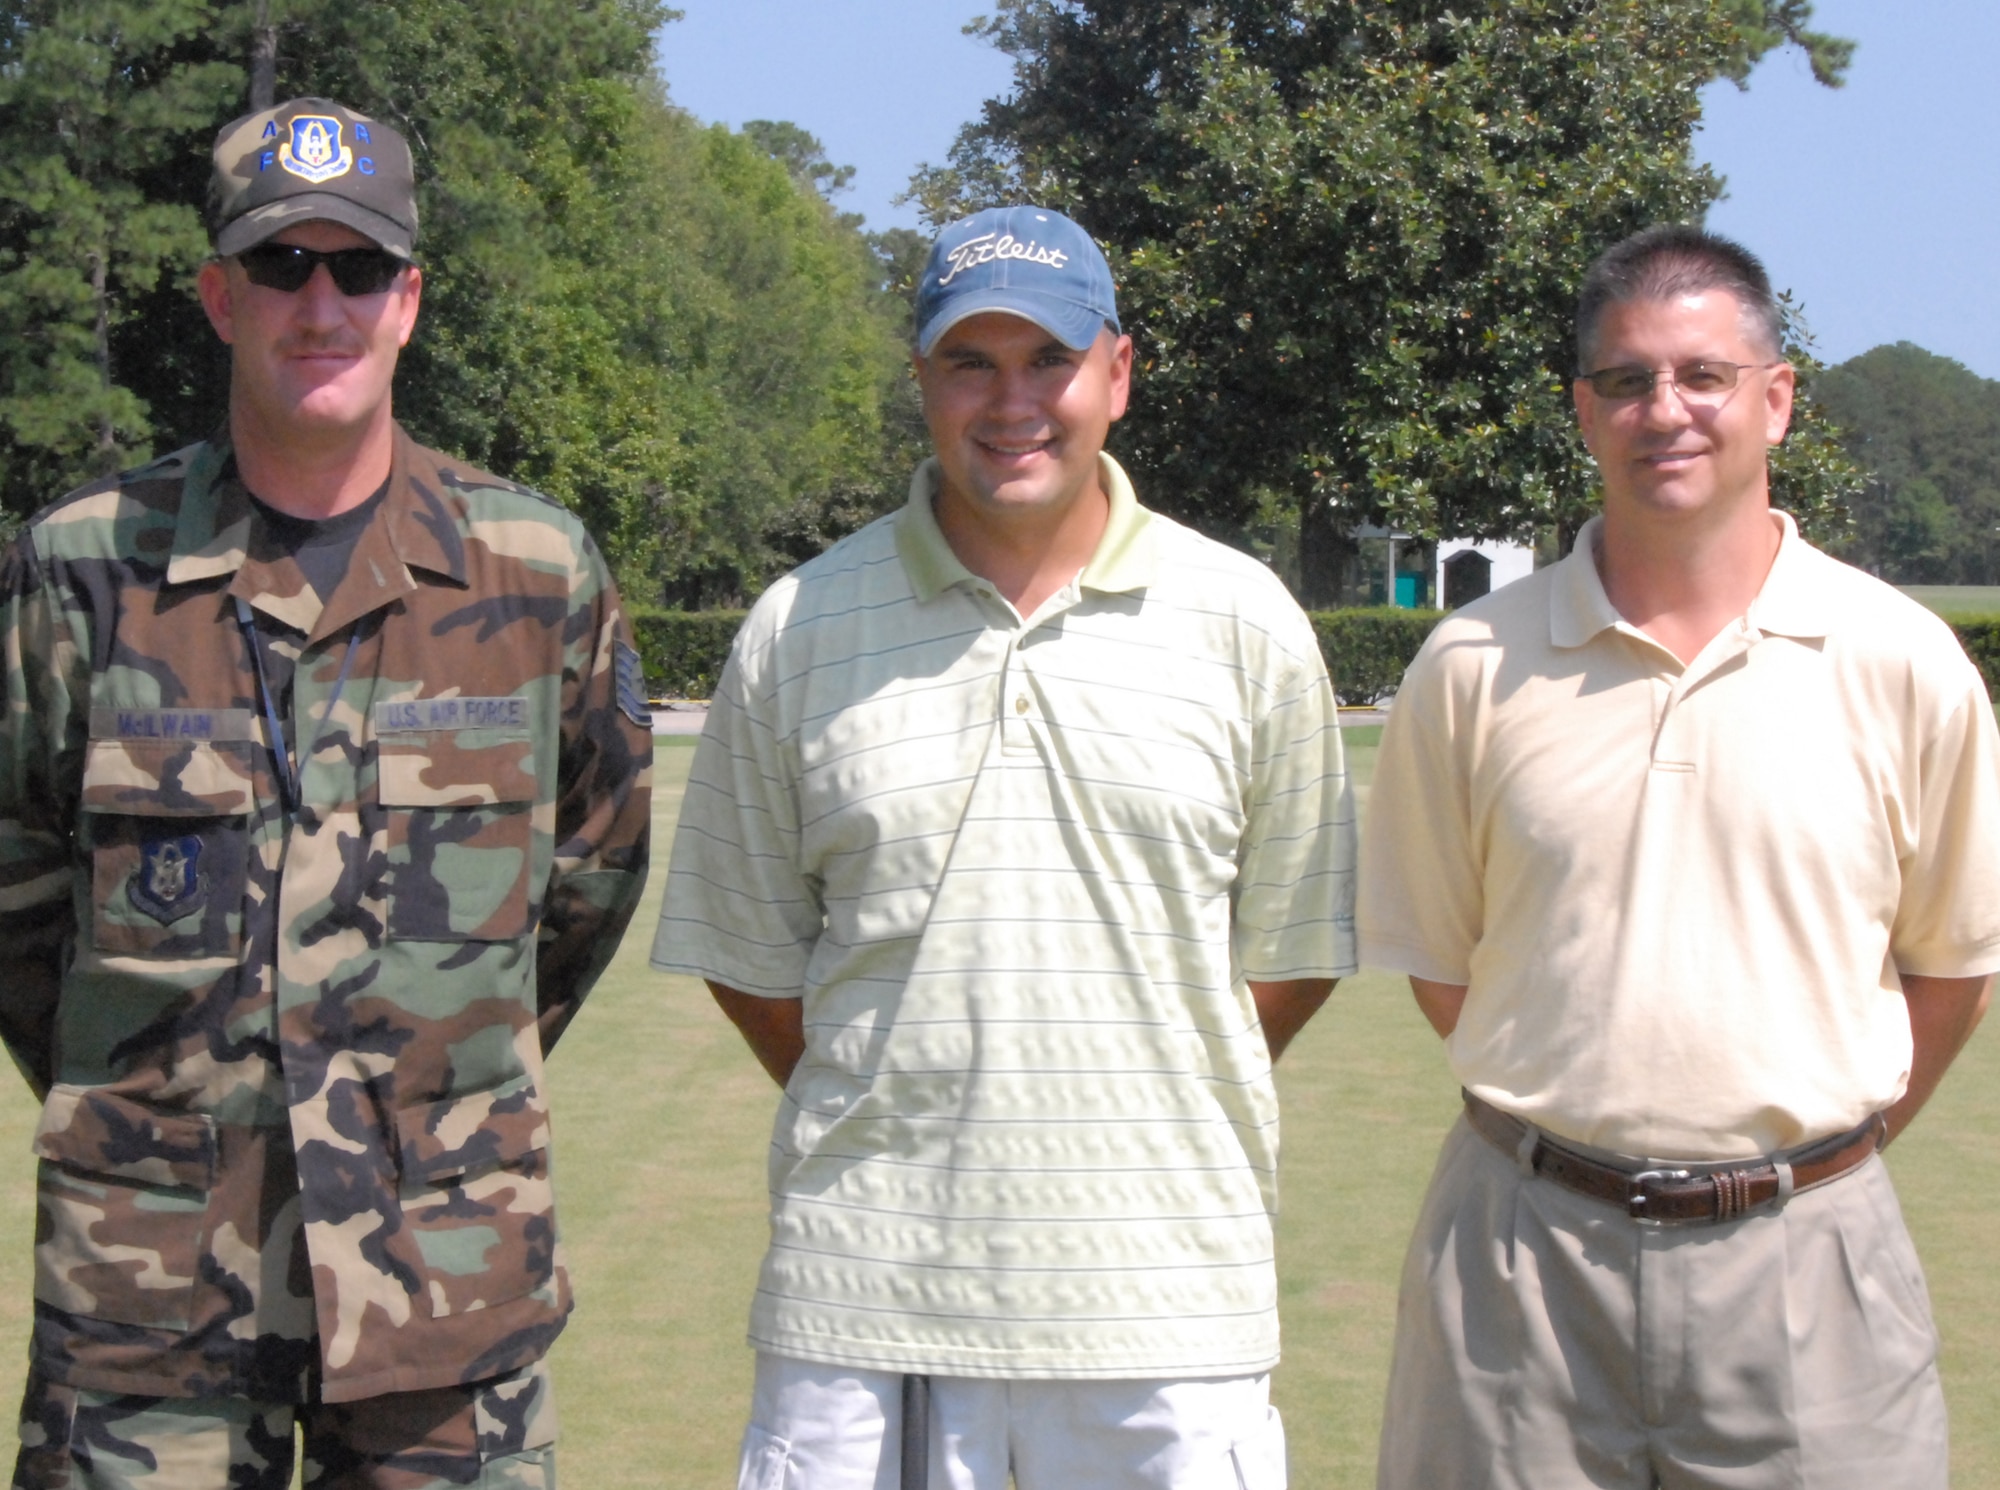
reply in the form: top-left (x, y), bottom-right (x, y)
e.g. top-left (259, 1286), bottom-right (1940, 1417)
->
top-left (0, 732), bottom-right (1987, 1485)
top-left (1901, 585), bottom-right (2000, 620)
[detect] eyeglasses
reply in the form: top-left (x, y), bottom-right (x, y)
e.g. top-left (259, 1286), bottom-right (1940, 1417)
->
top-left (236, 243), bottom-right (410, 296)
top-left (1576, 360), bottom-right (1781, 402)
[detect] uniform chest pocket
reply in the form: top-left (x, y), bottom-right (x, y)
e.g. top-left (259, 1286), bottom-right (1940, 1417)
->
top-left (81, 738), bottom-right (253, 959)
top-left (377, 728), bottom-right (538, 942)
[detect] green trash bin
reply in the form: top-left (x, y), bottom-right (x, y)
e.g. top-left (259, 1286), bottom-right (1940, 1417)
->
top-left (1394, 573), bottom-right (1420, 608)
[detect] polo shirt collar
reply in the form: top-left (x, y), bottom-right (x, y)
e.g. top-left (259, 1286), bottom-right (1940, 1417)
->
top-left (1549, 508), bottom-right (1833, 650)
top-left (894, 452), bottom-right (1157, 603)
top-left (1548, 515), bottom-right (1622, 649)
top-left (1743, 511), bottom-right (1833, 640)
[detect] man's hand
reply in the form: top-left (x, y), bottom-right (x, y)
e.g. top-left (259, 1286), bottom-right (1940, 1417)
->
top-left (1249, 978), bottom-right (1336, 1063)
top-left (1883, 972), bottom-right (1991, 1144)
top-left (1410, 977), bottom-right (1469, 1039)
top-left (708, 982), bottom-right (806, 1088)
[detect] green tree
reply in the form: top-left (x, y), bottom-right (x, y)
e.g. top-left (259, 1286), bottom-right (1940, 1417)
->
top-left (1718, 0), bottom-right (1854, 86)
top-left (744, 119), bottom-right (856, 200)
top-left (913, 0), bottom-right (1861, 600)
top-left (1, 2), bottom-right (912, 605)
top-left (0, 0), bottom-right (239, 516)
top-left (654, 117), bottom-right (906, 602)
top-left (1815, 343), bottom-right (2000, 584)
top-left (763, 223), bottom-right (937, 573)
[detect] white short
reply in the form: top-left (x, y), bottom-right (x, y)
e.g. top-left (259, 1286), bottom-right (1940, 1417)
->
top-left (737, 1353), bottom-right (1287, 1490)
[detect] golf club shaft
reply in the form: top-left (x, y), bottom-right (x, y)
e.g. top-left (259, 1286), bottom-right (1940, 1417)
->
top-left (900, 1373), bottom-right (931, 1489)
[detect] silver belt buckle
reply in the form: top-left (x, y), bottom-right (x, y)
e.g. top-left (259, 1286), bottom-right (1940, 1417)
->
top-left (1626, 1167), bottom-right (1692, 1224)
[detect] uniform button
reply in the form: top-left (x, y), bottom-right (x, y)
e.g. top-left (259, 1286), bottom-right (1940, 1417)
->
top-left (1015, 696), bottom-right (1030, 714)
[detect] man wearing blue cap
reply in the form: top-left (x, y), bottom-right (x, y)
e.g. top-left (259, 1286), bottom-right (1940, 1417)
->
top-left (653, 206), bottom-right (1355, 1487)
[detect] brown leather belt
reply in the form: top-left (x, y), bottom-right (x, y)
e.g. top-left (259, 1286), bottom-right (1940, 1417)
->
top-left (1463, 1093), bottom-right (1886, 1226)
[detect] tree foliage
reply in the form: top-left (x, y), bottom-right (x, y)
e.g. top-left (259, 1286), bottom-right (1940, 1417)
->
top-left (1717, 0), bottom-right (1854, 87)
top-left (913, 0), bottom-right (1861, 599)
top-left (765, 222), bottom-right (933, 576)
top-left (0, 0), bottom-right (240, 509)
top-left (1815, 343), bottom-right (2000, 585)
top-left (744, 119), bottom-right (856, 200)
top-left (0, 1), bottom-right (910, 604)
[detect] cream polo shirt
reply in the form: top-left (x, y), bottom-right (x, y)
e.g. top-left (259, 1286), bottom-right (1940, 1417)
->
top-left (1359, 512), bottom-right (2000, 1161)
top-left (653, 454), bottom-right (1355, 1378)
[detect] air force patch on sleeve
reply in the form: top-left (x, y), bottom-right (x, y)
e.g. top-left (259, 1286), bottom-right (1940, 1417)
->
top-left (614, 639), bottom-right (651, 728)
top-left (129, 835), bottom-right (210, 925)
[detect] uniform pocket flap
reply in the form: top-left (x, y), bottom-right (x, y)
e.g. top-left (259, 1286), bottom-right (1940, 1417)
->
top-left (81, 737), bottom-right (254, 817)
top-left (33, 1085), bottom-right (218, 1191)
top-left (395, 1075), bottom-right (548, 1186)
top-left (378, 742), bottom-right (537, 808)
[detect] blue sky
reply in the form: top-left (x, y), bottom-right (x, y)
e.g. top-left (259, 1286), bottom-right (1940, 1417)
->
top-left (659, 1), bottom-right (1998, 378)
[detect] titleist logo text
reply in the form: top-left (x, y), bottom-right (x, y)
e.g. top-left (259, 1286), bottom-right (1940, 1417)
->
top-left (937, 232), bottom-right (1071, 287)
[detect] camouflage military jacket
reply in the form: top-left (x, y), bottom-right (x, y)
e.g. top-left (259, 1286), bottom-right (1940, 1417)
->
top-left (0, 428), bottom-right (652, 1403)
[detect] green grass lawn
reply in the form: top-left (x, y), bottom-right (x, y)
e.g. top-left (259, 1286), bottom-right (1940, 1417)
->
top-left (1900, 584), bottom-right (2000, 620)
top-left (541, 739), bottom-right (2000, 1486)
top-left (0, 734), bottom-right (1989, 1486)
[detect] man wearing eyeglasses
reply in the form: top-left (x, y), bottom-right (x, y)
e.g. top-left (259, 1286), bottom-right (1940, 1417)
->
top-left (1359, 224), bottom-right (1999, 1489)
top-left (0, 98), bottom-right (652, 1486)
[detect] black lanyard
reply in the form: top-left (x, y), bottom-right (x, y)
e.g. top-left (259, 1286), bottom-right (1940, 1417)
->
top-left (234, 596), bottom-right (361, 816)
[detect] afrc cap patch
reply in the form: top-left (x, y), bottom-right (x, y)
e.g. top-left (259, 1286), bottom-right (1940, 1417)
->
top-left (279, 116), bottom-right (354, 183)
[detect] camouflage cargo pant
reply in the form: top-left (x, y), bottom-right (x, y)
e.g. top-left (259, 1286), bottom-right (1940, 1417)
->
top-left (11, 1359), bottom-right (555, 1490)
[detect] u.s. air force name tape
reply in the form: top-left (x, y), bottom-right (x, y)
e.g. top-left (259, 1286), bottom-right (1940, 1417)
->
top-left (374, 697), bottom-right (530, 733)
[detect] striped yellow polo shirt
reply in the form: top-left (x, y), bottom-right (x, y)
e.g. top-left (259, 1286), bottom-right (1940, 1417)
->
top-left (653, 454), bottom-right (1356, 1378)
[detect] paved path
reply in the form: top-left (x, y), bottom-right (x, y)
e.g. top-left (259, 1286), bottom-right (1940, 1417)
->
top-left (650, 705), bottom-right (710, 736)
top-left (654, 703), bottom-right (1391, 736)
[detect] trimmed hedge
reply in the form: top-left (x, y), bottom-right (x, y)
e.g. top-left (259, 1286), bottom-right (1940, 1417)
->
top-left (630, 609), bottom-right (746, 700)
top-left (629, 604), bottom-right (1445, 704)
top-left (630, 605), bottom-right (2000, 705)
top-left (1305, 611), bottom-right (2000, 704)
top-left (1309, 607), bottom-right (1445, 705)
top-left (1953, 616), bottom-right (2000, 699)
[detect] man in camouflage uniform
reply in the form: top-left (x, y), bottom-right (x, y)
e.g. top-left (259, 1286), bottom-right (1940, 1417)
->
top-left (0, 98), bottom-right (652, 1488)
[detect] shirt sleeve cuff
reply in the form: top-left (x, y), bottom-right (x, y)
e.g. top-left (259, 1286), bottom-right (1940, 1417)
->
top-left (1356, 930), bottom-right (1471, 986)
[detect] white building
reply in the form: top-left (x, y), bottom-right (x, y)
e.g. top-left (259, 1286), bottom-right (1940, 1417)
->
top-left (1435, 538), bottom-right (1536, 608)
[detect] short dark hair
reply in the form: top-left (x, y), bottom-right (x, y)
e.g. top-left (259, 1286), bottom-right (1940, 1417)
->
top-left (1575, 224), bottom-right (1783, 368)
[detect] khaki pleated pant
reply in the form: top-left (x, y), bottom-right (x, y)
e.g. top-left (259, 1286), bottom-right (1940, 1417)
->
top-left (1377, 1116), bottom-right (1947, 1490)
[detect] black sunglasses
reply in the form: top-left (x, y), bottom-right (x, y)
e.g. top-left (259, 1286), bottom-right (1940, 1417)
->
top-left (236, 243), bottom-right (411, 296)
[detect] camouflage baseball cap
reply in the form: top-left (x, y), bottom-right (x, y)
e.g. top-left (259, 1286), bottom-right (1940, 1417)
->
top-left (209, 98), bottom-right (418, 259)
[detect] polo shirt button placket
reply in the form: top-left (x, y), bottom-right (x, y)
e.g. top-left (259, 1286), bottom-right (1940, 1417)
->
top-left (1655, 627), bottom-right (1755, 771)
top-left (1002, 636), bottom-right (1036, 756)
top-left (1653, 674), bottom-right (1696, 775)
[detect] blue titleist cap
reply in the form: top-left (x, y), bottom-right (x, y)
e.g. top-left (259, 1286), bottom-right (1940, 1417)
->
top-left (915, 205), bottom-right (1120, 356)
